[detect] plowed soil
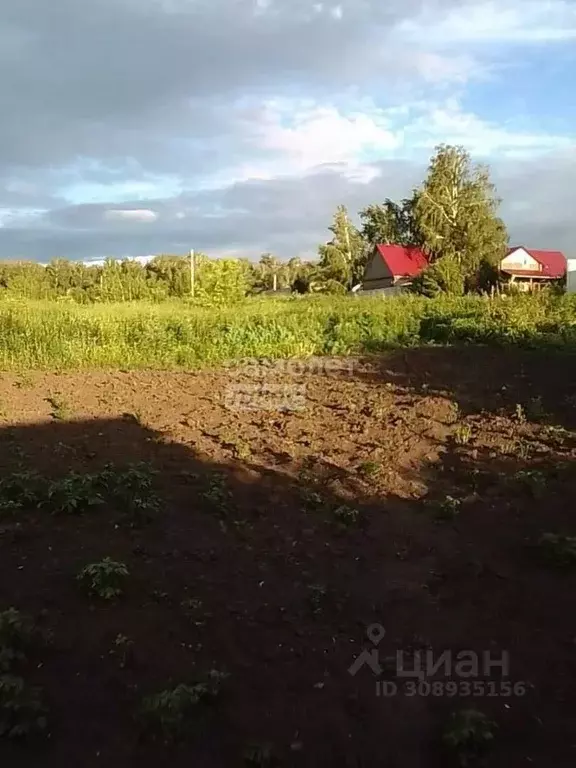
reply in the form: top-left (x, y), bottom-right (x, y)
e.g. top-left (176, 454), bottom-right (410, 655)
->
top-left (1, 346), bottom-right (576, 767)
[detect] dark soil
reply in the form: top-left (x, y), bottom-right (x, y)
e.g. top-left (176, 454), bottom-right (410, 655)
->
top-left (1, 346), bottom-right (576, 767)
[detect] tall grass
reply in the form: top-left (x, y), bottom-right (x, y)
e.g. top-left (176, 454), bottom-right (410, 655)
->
top-left (0, 293), bottom-right (575, 371)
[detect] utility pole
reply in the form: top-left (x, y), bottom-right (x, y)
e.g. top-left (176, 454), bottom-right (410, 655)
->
top-left (343, 208), bottom-right (353, 288)
top-left (344, 210), bottom-right (352, 267)
top-left (189, 249), bottom-right (195, 298)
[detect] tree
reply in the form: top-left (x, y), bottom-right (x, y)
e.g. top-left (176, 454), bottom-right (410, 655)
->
top-left (317, 205), bottom-right (368, 290)
top-left (258, 253), bottom-right (283, 291)
top-left (360, 193), bottom-right (422, 248)
top-left (286, 259), bottom-right (317, 294)
top-left (413, 145), bottom-right (508, 284)
top-left (195, 256), bottom-right (249, 304)
top-left (146, 255), bottom-right (189, 297)
top-left (410, 255), bottom-right (465, 297)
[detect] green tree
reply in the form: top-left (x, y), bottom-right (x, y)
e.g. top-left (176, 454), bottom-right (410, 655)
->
top-left (317, 205), bottom-right (368, 290)
top-left (145, 255), bottom-right (189, 297)
top-left (414, 145), bottom-right (508, 284)
top-left (195, 256), bottom-right (249, 304)
top-left (290, 260), bottom-right (318, 293)
top-left (258, 253), bottom-right (283, 291)
top-left (360, 193), bottom-right (422, 247)
top-left (410, 255), bottom-right (465, 297)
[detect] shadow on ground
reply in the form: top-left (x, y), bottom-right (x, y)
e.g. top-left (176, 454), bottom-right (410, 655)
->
top-left (0, 345), bottom-right (576, 767)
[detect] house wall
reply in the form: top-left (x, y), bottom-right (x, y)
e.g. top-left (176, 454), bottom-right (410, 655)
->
top-left (567, 259), bottom-right (576, 294)
top-left (362, 249), bottom-right (393, 290)
top-left (501, 248), bottom-right (541, 272)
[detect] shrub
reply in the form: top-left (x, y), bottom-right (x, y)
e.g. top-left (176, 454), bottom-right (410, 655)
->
top-left (443, 709), bottom-right (497, 766)
top-left (538, 533), bottom-right (576, 567)
top-left (140, 670), bottom-right (228, 741)
top-left (0, 675), bottom-right (47, 739)
top-left (76, 558), bottom-right (129, 600)
top-left (0, 609), bottom-right (39, 673)
top-left (411, 256), bottom-right (465, 298)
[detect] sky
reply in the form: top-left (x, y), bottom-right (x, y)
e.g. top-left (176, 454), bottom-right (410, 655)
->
top-left (1, 0), bottom-right (575, 262)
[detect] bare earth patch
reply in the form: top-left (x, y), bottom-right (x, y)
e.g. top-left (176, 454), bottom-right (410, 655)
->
top-left (0, 346), bottom-right (575, 767)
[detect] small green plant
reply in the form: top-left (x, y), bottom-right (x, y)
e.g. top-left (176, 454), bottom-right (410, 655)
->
top-left (307, 584), bottom-right (328, 614)
top-left (514, 469), bottom-right (547, 499)
top-left (226, 437), bottom-right (251, 461)
top-left (442, 709), bottom-right (497, 766)
top-left (513, 403), bottom-right (526, 423)
top-left (77, 558), bottom-right (129, 600)
top-left (109, 634), bottom-right (134, 669)
top-left (244, 742), bottom-right (278, 766)
top-left (43, 473), bottom-right (104, 515)
top-left (0, 675), bottom-right (48, 739)
top-left (121, 409), bottom-right (146, 426)
top-left (140, 670), bottom-right (228, 741)
top-left (300, 487), bottom-right (324, 511)
top-left (526, 395), bottom-right (547, 421)
top-left (14, 374), bottom-right (33, 390)
top-left (538, 533), bottom-right (576, 567)
top-left (98, 463), bottom-right (160, 526)
top-left (358, 460), bottom-right (380, 478)
top-left (46, 394), bottom-right (71, 421)
top-left (332, 505), bottom-right (361, 528)
top-left (0, 472), bottom-right (45, 511)
top-left (180, 599), bottom-right (207, 627)
top-left (453, 424), bottom-right (472, 446)
top-left (0, 609), bottom-right (38, 673)
top-left (446, 401), bottom-right (461, 425)
top-left (430, 496), bottom-right (461, 522)
top-left (202, 474), bottom-right (231, 516)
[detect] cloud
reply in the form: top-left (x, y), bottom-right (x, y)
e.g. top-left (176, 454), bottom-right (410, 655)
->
top-left (0, 0), bottom-right (574, 261)
top-left (398, 0), bottom-right (576, 45)
top-left (103, 209), bottom-right (158, 222)
top-left (402, 99), bottom-right (574, 157)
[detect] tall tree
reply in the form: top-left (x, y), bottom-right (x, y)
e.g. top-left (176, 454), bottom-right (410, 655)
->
top-left (360, 193), bottom-right (422, 247)
top-left (414, 145), bottom-right (508, 281)
top-left (259, 253), bottom-right (283, 291)
top-left (318, 205), bottom-right (368, 289)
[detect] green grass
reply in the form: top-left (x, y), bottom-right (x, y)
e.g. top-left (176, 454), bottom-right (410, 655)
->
top-left (0, 293), bottom-right (574, 370)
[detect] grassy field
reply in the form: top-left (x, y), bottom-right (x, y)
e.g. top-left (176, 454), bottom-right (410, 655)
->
top-left (0, 292), bottom-right (575, 370)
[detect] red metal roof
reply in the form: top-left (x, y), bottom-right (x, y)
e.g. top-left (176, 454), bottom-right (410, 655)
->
top-left (376, 244), bottom-right (428, 277)
top-left (506, 247), bottom-right (566, 278)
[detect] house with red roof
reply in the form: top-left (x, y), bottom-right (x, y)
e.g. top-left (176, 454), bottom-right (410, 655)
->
top-left (361, 244), bottom-right (429, 290)
top-left (360, 243), bottom-right (567, 293)
top-left (499, 247), bottom-right (567, 290)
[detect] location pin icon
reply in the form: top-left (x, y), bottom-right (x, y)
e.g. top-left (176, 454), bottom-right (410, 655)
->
top-left (367, 623), bottom-right (386, 645)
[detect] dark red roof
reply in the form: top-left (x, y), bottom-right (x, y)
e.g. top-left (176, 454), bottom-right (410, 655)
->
top-left (376, 244), bottom-right (428, 277)
top-left (506, 247), bottom-right (566, 278)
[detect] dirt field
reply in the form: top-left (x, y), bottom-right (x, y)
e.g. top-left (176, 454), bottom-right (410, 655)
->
top-left (1, 346), bottom-right (576, 767)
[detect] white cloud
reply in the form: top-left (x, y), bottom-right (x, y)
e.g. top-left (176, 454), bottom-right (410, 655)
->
top-left (399, 0), bottom-right (576, 45)
top-left (103, 209), bottom-right (158, 222)
top-left (403, 99), bottom-right (573, 157)
top-left (229, 99), bottom-right (400, 181)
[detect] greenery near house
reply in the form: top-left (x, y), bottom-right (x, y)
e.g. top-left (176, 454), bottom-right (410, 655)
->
top-left (0, 292), bottom-right (574, 371)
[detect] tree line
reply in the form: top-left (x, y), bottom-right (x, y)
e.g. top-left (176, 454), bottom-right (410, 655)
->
top-left (0, 253), bottom-right (304, 304)
top-left (0, 145), bottom-right (509, 303)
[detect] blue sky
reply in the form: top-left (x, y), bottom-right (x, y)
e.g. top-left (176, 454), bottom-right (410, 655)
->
top-left (0, 0), bottom-right (574, 261)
